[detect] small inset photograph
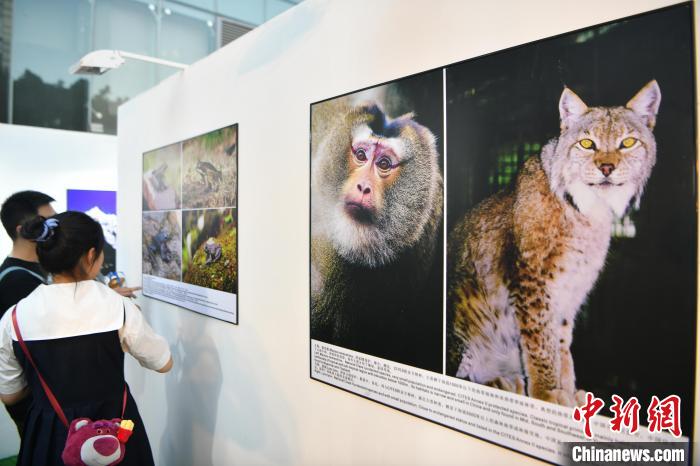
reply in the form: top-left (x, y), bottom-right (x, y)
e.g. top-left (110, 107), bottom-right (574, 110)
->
top-left (182, 125), bottom-right (237, 209)
top-left (182, 208), bottom-right (237, 294)
top-left (143, 143), bottom-right (182, 211)
top-left (142, 211), bottom-right (182, 280)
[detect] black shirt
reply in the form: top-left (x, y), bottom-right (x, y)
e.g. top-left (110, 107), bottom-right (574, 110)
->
top-left (0, 257), bottom-right (47, 318)
top-left (0, 257), bottom-right (46, 437)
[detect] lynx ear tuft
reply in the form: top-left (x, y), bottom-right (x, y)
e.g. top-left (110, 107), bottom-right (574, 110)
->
top-left (559, 87), bottom-right (589, 131)
top-left (626, 80), bottom-right (661, 129)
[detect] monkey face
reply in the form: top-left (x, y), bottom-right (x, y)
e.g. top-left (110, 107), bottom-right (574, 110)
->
top-left (342, 128), bottom-right (405, 225)
top-left (314, 104), bottom-right (442, 269)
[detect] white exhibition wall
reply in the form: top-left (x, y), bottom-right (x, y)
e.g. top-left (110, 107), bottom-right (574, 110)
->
top-left (0, 124), bottom-right (117, 457)
top-left (117, 1), bottom-right (699, 465)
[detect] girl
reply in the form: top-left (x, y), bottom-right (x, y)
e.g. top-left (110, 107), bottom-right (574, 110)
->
top-left (0, 212), bottom-right (172, 465)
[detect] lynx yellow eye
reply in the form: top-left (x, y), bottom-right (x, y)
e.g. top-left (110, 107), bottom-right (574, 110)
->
top-left (579, 139), bottom-right (595, 150)
top-left (621, 137), bottom-right (637, 149)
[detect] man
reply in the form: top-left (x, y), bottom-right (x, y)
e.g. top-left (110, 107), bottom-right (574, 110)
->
top-left (0, 191), bottom-right (140, 310)
top-left (0, 190), bottom-right (55, 439)
top-left (0, 191), bottom-right (56, 317)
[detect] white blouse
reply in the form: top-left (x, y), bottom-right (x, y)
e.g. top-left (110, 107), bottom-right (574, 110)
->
top-left (0, 280), bottom-right (171, 395)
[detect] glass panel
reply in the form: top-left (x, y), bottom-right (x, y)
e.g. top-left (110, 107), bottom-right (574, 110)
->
top-left (10, 0), bottom-right (92, 130)
top-left (176, 0), bottom-right (215, 11)
top-left (161, 1), bottom-right (215, 66)
top-left (90, 0), bottom-right (158, 134)
top-left (0, 0), bottom-right (12, 123)
top-left (218, 0), bottom-right (263, 26)
top-left (264, 0), bottom-right (295, 21)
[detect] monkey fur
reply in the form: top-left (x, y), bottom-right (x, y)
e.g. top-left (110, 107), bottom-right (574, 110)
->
top-left (311, 103), bottom-right (443, 371)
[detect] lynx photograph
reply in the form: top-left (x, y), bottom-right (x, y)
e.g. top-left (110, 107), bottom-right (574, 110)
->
top-left (445, 4), bottom-right (695, 436)
top-left (310, 70), bottom-right (445, 372)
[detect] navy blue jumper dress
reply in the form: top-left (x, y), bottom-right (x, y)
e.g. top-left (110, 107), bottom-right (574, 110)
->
top-left (0, 281), bottom-right (171, 466)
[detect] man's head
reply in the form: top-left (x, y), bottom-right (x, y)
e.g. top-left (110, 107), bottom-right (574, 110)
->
top-left (1, 191), bottom-right (56, 241)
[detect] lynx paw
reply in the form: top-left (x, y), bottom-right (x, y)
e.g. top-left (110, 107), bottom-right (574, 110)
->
top-left (487, 376), bottom-right (525, 395)
top-left (536, 388), bottom-right (576, 407)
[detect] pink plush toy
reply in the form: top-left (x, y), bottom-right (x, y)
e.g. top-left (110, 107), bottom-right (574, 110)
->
top-left (61, 418), bottom-right (126, 466)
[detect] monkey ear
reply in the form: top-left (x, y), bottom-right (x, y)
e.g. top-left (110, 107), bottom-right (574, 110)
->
top-left (626, 80), bottom-right (661, 129)
top-left (353, 101), bottom-right (384, 119)
top-left (395, 112), bottom-right (415, 122)
top-left (354, 102), bottom-right (387, 136)
top-left (559, 87), bottom-right (588, 131)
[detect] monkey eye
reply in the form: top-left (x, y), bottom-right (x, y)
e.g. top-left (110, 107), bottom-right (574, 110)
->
top-left (376, 157), bottom-right (392, 172)
top-left (354, 148), bottom-right (367, 162)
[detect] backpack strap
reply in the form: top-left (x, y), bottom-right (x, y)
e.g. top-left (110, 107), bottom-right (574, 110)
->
top-left (11, 305), bottom-right (128, 426)
top-left (0, 266), bottom-right (47, 286)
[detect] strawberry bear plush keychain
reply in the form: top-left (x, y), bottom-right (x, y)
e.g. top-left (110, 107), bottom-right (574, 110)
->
top-left (62, 418), bottom-right (135, 466)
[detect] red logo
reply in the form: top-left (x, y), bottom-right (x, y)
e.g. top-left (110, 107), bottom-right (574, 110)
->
top-left (572, 392), bottom-right (605, 439)
top-left (609, 395), bottom-right (640, 434)
top-left (647, 395), bottom-right (682, 438)
top-left (572, 393), bottom-right (682, 439)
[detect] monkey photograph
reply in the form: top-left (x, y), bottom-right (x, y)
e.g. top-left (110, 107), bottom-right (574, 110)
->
top-left (182, 124), bottom-right (238, 209)
top-left (445, 4), bottom-right (695, 435)
top-left (310, 71), bottom-right (444, 372)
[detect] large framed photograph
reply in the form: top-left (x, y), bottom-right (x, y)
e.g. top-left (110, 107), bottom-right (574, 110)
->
top-left (142, 124), bottom-right (239, 324)
top-left (310, 4), bottom-right (695, 463)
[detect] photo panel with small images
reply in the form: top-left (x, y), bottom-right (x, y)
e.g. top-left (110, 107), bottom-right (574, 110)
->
top-left (182, 208), bottom-right (237, 294)
top-left (310, 68), bottom-right (445, 373)
top-left (141, 124), bottom-right (239, 325)
top-left (182, 125), bottom-right (237, 209)
top-left (143, 143), bottom-right (182, 211)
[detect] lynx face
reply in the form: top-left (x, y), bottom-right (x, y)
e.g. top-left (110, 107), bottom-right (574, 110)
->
top-left (542, 81), bottom-right (661, 217)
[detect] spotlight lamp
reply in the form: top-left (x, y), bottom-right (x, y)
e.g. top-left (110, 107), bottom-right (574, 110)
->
top-left (69, 50), bottom-right (188, 75)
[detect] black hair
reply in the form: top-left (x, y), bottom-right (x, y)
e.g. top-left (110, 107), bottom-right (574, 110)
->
top-left (21, 211), bottom-right (105, 278)
top-left (0, 191), bottom-right (55, 240)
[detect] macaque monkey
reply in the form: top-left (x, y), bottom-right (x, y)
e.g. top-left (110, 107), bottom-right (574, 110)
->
top-left (311, 102), bottom-right (443, 370)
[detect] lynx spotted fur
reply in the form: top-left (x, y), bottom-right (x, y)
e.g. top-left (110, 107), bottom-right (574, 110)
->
top-left (447, 81), bottom-right (661, 406)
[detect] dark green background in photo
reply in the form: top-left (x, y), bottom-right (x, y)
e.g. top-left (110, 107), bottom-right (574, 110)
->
top-left (446, 4), bottom-right (696, 436)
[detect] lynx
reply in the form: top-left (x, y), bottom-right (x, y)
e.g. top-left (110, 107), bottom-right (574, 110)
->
top-left (447, 81), bottom-right (661, 406)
